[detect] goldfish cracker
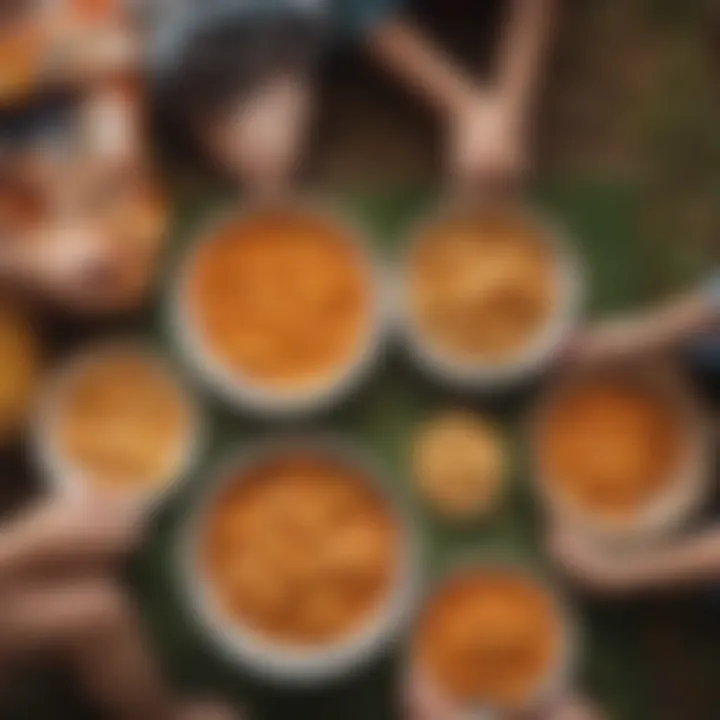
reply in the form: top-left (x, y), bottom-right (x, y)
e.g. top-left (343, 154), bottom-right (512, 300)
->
top-left (412, 410), bottom-right (506, 520)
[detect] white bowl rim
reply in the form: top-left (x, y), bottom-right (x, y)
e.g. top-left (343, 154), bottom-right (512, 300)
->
top-left (32, 338), bottom-right (205, 507)
top-left (528, 359), bottom-right (714, 546)
top-left (394, 201), bottom-right (585, 390)
top-left (404, 555), bottom-right (579, 719)
top-left (170, 198), bottom-right (390, 418)
top-left (178, 434), bottom-right (422, 686)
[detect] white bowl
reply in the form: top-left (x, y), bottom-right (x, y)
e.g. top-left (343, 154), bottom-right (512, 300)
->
top-left (405, 557), bottom-right (578, 720)
top-left (178, 435), bottom-right (421, 687)
top-left (396, 203), bottom-right (584, 391)
top-left (530, 360), bottom-right (713, 547)
top-left (33, 340), bottom-right (204, 506)
top-left (171, 201), bottom-right (389, 419)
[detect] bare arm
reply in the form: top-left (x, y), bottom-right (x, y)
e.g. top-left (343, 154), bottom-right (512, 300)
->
top-left (495, 0), bottom-right (559, 125)
top-left (633, 530), bottom-right (720, 588)
top-left (568, 289), bottom-right (717, 364)
top-left (619, 292), bottom-right (716, 352)
top-left (365, 20), bottom-right (473, 116)
top-left (365, 3), bottom-right (559, 190)
top-left (552, 525), bottom-right (720, 595)
top-left (0, 498), bottom-right (141, 580)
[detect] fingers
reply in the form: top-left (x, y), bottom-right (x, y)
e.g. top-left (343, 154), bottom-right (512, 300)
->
top-left (404, 667), bottom-right (460, 720)
top-left (2, 578), bottom-right (173, 720)
top-left (18, 207), bottom-right (157, 313)
top-left (68, 582), bottom-right (176, 720)
top-left (0, 576), bottom-right (244, 720)
top-left (548, 522), bottom-right (627, 596)
top-left (0, 495), bottom-right (145, 583)
top-left (0, 578), bottom-right (129, 660)
top-left (176, 703), bottom-right (246, 720)
top-left (549, 696), bottom-right (604, 720)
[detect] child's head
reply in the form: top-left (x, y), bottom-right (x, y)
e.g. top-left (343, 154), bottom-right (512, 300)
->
top-left (153, 2), bottom-right (325, 170)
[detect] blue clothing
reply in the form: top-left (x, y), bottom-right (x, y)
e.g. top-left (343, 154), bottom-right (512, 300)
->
top-left (336, 0), bottom-right (405, 35)
top-left (151, 0), bottom-right (403, 81)
top-left (149, 0), bottom-right (403, 39)
top-left (686, 269), bottom-right (720, 397)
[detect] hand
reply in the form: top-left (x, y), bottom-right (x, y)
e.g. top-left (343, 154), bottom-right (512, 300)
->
top-left (549, 524), bottom-right (632, 595)
top-left (448, 91), bottom-right (527, 196)
top-left (0, 494), bottom-right (145, 582)
top-left (404, 667), bottom-right (461, 720)
top-left (177, 703), bottom-right (246, 720)
top-left (205, 75), bottom-right (312, 195)
top-left (518, 695), bottom-right (603, 720)
top-left (18, 219), bottom-right (138, 313)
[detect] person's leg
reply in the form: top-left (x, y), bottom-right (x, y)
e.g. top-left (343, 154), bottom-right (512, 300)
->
top-left (0, 580), bottom-right (239, 720)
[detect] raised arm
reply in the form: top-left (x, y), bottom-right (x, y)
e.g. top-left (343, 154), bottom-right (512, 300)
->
top-left (365, 0), bottom-right (560, 191)
top-left (366, 19), bottom-right (474, 116)
top-left (495, 0), bottom-right (559, 132)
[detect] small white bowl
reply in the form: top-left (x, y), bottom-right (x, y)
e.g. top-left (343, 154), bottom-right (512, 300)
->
top-left (33, 340), bottom-right (204, 506)
top-left (530, 360), bottom-right (713, 547)
top-left (170, 201), bottom-right (389, 419)
top-left (405, 558), bottom-right (579, 720)
top-left (178, 435), bottom-right (421, 687)
top-left (396, 203), bottom-right (584, 391)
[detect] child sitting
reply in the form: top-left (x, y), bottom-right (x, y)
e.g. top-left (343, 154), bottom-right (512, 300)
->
top-left (153, 0), bottom-right (558, 194)
top-left (0, 0), bottom-right (165, 314)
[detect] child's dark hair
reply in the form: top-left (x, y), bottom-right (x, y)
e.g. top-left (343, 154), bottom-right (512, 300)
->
top-left (156, 6), bottom-right (325, 134)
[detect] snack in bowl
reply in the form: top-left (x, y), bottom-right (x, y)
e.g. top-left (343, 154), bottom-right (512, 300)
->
top-left (413, 567), bottom-right (569, 712)
top-left (186, 440), bottom-right (417, 684)
top-left (538, 376), bottom-right (685, 523)
top-left (412, 410), bottom-right (505, 520)
top-left (202, 451), bottom-right (399, 645)
top-left (178, 207), bottom-right (381, 413)
top-left (403, 207), bottom-right (579, 384)
top-left (38, 345), bottom-right (198, 495)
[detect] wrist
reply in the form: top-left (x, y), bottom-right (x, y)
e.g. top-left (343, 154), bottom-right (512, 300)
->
top-left (442, 78), bottom-right (480, 118)
top-left (490, 83), bottom-right (528, 131)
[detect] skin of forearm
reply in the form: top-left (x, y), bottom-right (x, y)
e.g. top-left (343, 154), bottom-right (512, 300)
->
top-left (630, 292), bottom-right (716, 353)
top-left (620, 530), bottom-right (720, 590)
top-left (496, 0), bottom-right (558, 120)
top-left (366, 20), bottom-right (475, 116)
